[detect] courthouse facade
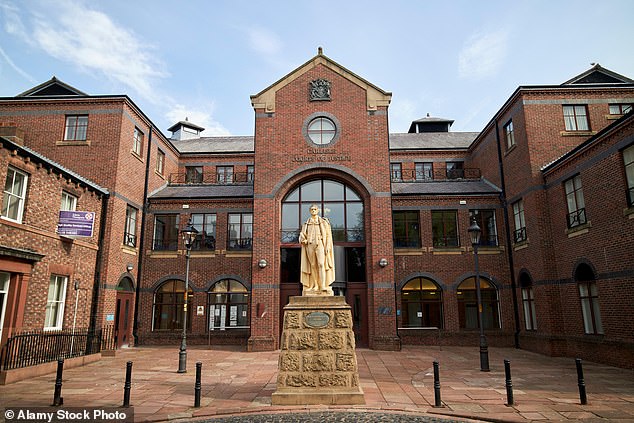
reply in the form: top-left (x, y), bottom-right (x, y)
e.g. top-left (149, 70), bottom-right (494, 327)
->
top-left (1, 51), bottom-right (633, 368)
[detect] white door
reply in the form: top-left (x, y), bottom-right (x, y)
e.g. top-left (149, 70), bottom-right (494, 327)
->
top-left (0, 273), bottom-right (10, 342)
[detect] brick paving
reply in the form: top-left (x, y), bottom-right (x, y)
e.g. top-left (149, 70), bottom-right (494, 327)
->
top-left (1, 346), bottom-right (633, 422)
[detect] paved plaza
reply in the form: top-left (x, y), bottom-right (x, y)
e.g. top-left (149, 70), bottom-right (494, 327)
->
top-left (1, 345), bottom-right (633, 422)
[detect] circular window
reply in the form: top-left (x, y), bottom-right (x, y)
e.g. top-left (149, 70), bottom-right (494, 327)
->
top-left (307, 117), bottom-right (336, 145)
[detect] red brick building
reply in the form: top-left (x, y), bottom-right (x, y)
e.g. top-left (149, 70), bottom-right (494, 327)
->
top-left (1, 52), bottom-right (632, 368)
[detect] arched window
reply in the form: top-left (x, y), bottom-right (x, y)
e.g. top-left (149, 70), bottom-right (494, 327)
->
top-left (117, 277), bottom-right (134, 292)
top-left (281, 179), bottom-right (364, 243)
top-left (457, 277), bottom-right (500, 329)
top-left (152, 280), bottom-right (192, 331)
top-left (519, 273), bottom-right (537, 331)
top-left (400, 277), bottom-right (443, 328)
top-left (208, 279), bottom-right (249, 330)
top-left (575, 264), bottom-right (603, 335)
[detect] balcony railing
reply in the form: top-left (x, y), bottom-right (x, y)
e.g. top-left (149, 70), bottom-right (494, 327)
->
top-left (227, 237), bottom-right (252, 251)
top-left (567, 208), bottom-right (587, 229)
top-left (169, 172), bottom-right (254, 185)
top-left (514, 227), bottom-right (527, 243)
top-left (391, 168), bottom-right (481, 182)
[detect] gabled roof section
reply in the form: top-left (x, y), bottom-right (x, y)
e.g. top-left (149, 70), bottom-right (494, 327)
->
top-left (563, 64), bottom-right (634, 85)
top-left (250, 47), bottom-right (392, 113)
top-left (389, 132), bottom-right (477, 150)
top-left (17, 76), bottom-right (87, 97)
top-left (167, 119), bottom-right (206, 133)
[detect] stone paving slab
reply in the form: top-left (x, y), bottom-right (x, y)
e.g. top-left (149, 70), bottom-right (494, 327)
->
top-left (1, 346), bottom-right (633, 422)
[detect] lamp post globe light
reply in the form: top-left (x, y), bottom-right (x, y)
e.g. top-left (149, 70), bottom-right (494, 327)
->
top-left (178, 220), bottom-right (198, 373)
top-left (468, 217), bottom-right (490, 372)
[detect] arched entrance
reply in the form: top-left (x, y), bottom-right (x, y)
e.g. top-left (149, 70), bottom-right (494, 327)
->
top-left (114, 277), bottom-right (134, 348)
top-left (279, 178), bottom-right (368, 346)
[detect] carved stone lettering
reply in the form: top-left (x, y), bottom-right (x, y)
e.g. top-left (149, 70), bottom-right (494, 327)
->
top-left (280, 352), bottom-right (300, 371)
top-left (336, 353), bottom-right (357, 372)
top-left (319, 373), bottom-right (349, 387)
top-left (289, 331), bottom-right (316, 350)
top-left (302, 353), bottom-right (335, 372)
top-left (286, 373), bottom-right (317, 387)
top-left (318, 332), bottom-right (344, 350)
top-left (285, 311), bottom-right (301, 329)
top-left (334, 311), bottom-right (352, 328)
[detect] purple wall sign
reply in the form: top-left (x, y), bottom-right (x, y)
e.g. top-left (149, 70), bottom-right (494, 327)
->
top-left (58, 211), bottom-right (95, 237)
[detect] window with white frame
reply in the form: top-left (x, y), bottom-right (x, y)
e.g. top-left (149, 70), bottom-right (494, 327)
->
top-left (132, 127), bottom-right (143, 156)
top-left (390, 163), bottom-right (402, 181)
top-left (575, 264), bottom-right (603, 335)
top-left (609, 104), bottom-right (632, 115)
top-left (520, 273), bottom-right (537, 331)
top-left (217, 166), bottom-right (234, 183)
top-left (624, 144), bottom-right (634, 207)
top-left (504, 120), bottom-right (515, 149)
top-left (44, 275), bottom-right (67, 330)
top-left (124, 205), bottom-right (138, 247)
top-left (2, 166), bottom-right (29, 223)
top-left (415, 162), bottom-right (433, 181)
top-left (64, 115), bottom-right (88, 141)
top-left (563, 105), bottom-right (589, 131)
top-left (564, 175), bottom-right (586, 228)
top-left (512, 199), bottom-right (526, 243)
top-left (60, 191), bottom-right (77, 211)
top-left (156, 150), bottom-right (165, 175)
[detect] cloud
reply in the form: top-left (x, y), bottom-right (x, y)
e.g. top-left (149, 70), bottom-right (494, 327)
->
top-left (0, 45), bottom-right (35, 83)
top-left (5, 0), bottom-right (168, 105)
top-left (458, 29), bottom-right (509, 80)
top-left (165, 104), bottom-right (231, 137)
top-left (246, 27), bottom-right (283, 56)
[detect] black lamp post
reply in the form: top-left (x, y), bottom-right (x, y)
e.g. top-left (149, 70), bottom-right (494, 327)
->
top-left (468, 217), bottom-right (490, 372)
top-left (178, 220), bottom-right (198, 373)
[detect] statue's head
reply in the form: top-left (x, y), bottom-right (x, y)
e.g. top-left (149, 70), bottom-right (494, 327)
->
top-left (309, 204), bottom-right (319, 215)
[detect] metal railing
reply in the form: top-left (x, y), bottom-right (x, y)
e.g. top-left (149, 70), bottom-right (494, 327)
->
top-left (391, 168), bottom-right (481, 182)
top-left (567, 208), bottom-right (587, 228)
top-left (0, 326), bottom-right (115, 371)
top-left (514, 227), bottom-right (527, 243)
top-left (169, 172), bottom-right (254, 185)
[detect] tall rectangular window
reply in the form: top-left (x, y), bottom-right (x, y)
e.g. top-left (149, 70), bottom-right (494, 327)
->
top-left (512, 199), bottom-right (526, 243)
top-left (579, 281), bottom-right (603, 335)
top-left (217, 166), bottom-right (234, 183)
top-left (624, 144), bottom-right (634, 207)
top-left (124, 206), bottom-right (138, 247)
top-left (60, 191), bottom-right (77, 211)
top-left (185, 166), bottom-right (203, 184)
top-left (64, 115), bottom-right (88, 141)
top-left (45, 275), bottom-right (67, 330)
top-left (191, 213), bottom-right (216, 250)
top-left (393, 211), bottom-right (420, 248)
top-left (563, 105), bottom-right (589, 131)
top-left (521, 285), bottom-right (537, 330)
top-left (390, 163), bottom-right (402, 181)
top-left (2, 166), bottom-right (29, 223)
top-left (415, 162), bottom-right (433, 181)
top-left (228, 213), bottom-right (252, 250)
top-left (504, 120), bottom-right (515, 149)
top-left (132, 127), bottom-right (143, 156)
top-left (469, 210), bottom-right (498, 246)
top-left (156, 150), bottom-right (165, 176)
top-left (247, 165), bottom-right (255, 182)
top-left (431, 210), bottom-right (459, 247)
top-left (446, 161), bottom-right (464, 179)
top-left (564, 175), bottom-right (586, 228)
top-left (153, 214), bottom-right (179, 250)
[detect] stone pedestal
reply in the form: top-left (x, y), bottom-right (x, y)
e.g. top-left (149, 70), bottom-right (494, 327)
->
top-left (272, 295), bottom-right (365, 405)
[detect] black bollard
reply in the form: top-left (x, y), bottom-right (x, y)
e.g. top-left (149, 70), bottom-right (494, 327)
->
top-left (433, 361), bottom-right (442, 407)
top-left (52, 359), bottom-right (64, 406)
top-left (123, 361), bottom-right (133, 407)
top-left (575, 358), bottom-right (587, 405)
top-left (504, 359), bottom-right (514, 406)
top-left (194, 362), bottom-right (202, 408)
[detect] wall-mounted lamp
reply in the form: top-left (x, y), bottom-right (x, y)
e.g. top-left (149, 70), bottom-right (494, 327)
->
top-left (258, 259), bottom-right (268, 269)
top-left (126, 263), bottom-right (134, 272)
top-left (379, 258), bottom-right (389, 268)
top-left (74, 280), bottom-right (80, 290)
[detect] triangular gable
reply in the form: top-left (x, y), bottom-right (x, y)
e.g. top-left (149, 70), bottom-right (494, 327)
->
top-left (17, 76), bottom-right (87, 97)
top-left (250, 47), bottom-right (391, 113)
top-left (563, 64), bottom-right (634, 85)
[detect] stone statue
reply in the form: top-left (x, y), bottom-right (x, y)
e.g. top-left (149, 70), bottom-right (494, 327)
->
top-left (299, 204), bottom-right (335, 295)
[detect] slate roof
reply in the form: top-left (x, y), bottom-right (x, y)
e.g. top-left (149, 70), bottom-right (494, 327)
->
top-left (170, 136), bottom-right (254, 154)
top-left (389, 132), bottom-right (478, 150)
top-left (391, 179), bottom-right (501, 195)
top-left (149, 184), bottom-right (254, 199)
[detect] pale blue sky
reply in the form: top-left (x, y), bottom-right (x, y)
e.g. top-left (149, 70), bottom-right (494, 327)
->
top-left (1, 0), bottom-right (633, 137)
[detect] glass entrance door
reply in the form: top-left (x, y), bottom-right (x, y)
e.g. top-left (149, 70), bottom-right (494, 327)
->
top-left (0, 272), bottom-right (10, 344)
